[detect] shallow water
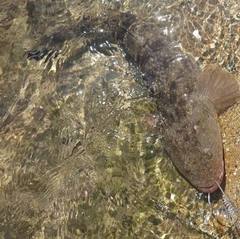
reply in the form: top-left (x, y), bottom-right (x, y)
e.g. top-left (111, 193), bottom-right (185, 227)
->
top-left (0, 0), bottom-right (240, 238)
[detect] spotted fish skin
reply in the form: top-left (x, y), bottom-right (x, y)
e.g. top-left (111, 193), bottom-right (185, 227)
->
top-left (28, 12), bottom-right (240, 193)
top-left (107, 12), bottom-right (239, 193)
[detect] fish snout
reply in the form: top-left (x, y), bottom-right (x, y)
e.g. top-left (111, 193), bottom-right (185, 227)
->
top-left (199, 169), bottom-right (224, 193)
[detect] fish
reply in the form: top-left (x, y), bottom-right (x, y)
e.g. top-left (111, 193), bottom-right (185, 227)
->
top-left (27, 12), bottom-right (240, 193)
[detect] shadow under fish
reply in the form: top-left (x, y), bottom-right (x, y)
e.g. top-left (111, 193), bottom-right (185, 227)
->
top-left (26, 12), bottom-right (240, 193)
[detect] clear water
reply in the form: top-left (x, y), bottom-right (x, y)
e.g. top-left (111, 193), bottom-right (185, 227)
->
top-left (0, 0), bottom-right (239, 238)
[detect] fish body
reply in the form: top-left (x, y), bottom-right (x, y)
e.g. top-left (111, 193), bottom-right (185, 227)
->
top-left (27, 12), bottom-right (240, 193)
top-left (115, 13), bottom-right (239, 193)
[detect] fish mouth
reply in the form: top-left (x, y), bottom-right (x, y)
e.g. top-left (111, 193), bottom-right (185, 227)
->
top-left (199, 170), bottom-right (224, 193)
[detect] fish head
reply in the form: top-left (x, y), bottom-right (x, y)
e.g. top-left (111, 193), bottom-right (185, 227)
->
top-left (163, 96), bottom-right (224, 193)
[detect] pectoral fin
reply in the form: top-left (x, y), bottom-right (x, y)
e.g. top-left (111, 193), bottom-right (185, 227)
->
top-left (197, 65), bottom-right (240, 115)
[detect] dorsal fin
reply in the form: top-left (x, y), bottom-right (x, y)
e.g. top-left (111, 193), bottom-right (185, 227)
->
top-left (197, 65), bottom-right (240, 115)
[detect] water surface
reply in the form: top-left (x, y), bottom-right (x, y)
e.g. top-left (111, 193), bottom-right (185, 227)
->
top-left (0, 0), bottom-right (240, 238)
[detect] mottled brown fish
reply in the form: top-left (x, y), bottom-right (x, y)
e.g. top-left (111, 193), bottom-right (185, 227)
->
top-left (114, 13), bottom-right (240, 193)
top-left (27, 12), bottom-right (240, 193)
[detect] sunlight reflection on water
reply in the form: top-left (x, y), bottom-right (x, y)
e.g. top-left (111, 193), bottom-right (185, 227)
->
top-left (0, 0), bottom-right (239, 238)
